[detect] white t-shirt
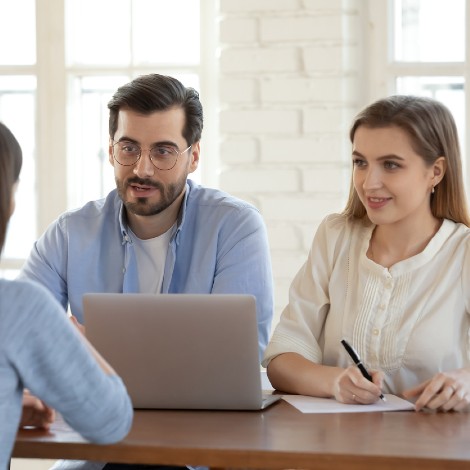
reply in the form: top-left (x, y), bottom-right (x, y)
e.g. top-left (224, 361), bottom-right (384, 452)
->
top-left (129, 224), bottom-right (176, 294)
top-left (263, 213), bottom-right (470, 395)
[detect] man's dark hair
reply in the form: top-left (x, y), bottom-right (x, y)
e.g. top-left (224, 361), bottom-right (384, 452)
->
top-left (108, 74), bottom-right (203, 146)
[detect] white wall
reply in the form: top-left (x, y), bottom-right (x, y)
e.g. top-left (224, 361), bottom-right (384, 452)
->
top-left (218, 0), bottom-right (366, 326)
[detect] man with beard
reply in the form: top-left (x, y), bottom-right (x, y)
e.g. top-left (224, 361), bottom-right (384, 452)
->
top-left (20, 74), bottom-right (273, 358)
top-left (19, 76), bottom-right (274, 461)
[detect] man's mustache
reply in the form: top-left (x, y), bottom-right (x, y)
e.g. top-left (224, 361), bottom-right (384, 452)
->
top-left (126, 177), bottom-right (164, 190)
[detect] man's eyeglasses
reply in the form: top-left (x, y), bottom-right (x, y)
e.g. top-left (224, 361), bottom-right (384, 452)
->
top-left (111, 140), bottom-right (192, 171)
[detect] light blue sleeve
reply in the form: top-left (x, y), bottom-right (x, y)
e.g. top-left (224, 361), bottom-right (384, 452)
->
top-left (18, 217), bottom-right (69, 311)
top-left (211, 206), bottom-right (274, 360)
top-left (5, 280), bottom-right (133, 444)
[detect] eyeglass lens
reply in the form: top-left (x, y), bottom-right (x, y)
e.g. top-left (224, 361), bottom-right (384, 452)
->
top-left (113, 141), bottom-right (180, 170)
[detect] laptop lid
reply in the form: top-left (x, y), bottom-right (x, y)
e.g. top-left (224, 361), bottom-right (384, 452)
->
top-left (83, 293), bottom-right (280, 410)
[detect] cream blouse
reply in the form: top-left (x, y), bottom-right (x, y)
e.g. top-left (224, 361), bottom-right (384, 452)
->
top-left (262, 213), bottom-right (470, 394)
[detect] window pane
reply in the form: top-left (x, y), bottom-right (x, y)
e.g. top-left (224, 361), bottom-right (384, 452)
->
top-left (133, 0), bottom-right (200, 65)
top-left (393, 0), bottom-right (465, 62)
top-left (0, 76), bottom-right (37, 259)
top-left (0, 270), bottom-right (19, 280)
top-left (65, 0), bottom-right (131, 66)
top-left (66, 0), bottom-right (200, 66)
top-left (0, 0), bottom-right (36, 64)
top-left (68, 75), bottom-right (128, 208)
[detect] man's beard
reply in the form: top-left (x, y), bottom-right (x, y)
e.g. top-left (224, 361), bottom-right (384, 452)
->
top-left (116, 175), bottom-right (186, 217)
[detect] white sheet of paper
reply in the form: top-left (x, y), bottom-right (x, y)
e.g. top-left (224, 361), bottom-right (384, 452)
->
top-left (282, 394), bottom-right (415, 413)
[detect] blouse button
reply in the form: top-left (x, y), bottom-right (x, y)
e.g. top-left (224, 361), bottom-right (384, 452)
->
top-left (373, 328), bottom-right (380, 335)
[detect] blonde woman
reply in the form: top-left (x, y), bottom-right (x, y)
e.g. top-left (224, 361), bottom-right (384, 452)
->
top-left (263, 96), bottom-right (470, 412)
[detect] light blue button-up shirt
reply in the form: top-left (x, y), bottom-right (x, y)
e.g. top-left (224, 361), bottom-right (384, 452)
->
top-left (19, 180), bottom-right (274, 358)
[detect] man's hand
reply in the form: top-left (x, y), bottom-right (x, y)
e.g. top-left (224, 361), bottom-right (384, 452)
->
top-left (20, 390), bottom-right (55, 429)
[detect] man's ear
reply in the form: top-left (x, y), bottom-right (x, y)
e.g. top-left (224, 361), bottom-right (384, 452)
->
top-left (188, 141), bottom-right (200, 173)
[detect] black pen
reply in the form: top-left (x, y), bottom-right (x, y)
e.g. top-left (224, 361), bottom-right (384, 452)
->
top-left (341, 339), bottom-right (386, 401)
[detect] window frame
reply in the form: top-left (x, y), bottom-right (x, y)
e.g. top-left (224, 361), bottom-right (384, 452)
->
top-left (366, 0), bottom-right (470, 191)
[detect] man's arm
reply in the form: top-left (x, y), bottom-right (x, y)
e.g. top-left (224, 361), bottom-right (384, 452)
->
top-left (211, 206), bottom-right (274, 359)
top-left (18, 218), bottom-right (69, 310)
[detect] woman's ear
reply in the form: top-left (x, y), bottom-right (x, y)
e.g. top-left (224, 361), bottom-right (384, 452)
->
top-left (433, 156), bottom-right (446, 185)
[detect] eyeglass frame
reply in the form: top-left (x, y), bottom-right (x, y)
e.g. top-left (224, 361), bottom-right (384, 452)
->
top-left (111, 139), bottom-right (192, 171)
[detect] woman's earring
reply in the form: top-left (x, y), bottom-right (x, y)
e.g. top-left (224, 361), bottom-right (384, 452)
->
top-left (431, 186), bottom-right (435, 194)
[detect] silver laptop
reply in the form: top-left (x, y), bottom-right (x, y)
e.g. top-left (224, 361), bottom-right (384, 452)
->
top-left (83, 293), bottom-right (281, 410)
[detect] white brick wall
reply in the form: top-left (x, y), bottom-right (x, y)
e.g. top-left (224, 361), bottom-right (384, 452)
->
top-left (220, 109), bottom-right (301, 134)
top-left (218, 0), bottom-right (365, 331)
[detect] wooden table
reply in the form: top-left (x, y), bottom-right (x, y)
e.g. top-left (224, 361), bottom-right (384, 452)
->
top-left (13, 400), bottom-right (470, 470)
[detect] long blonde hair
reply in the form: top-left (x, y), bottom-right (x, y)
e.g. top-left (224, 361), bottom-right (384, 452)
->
top-left (343, 95), bottom-right (470, 227)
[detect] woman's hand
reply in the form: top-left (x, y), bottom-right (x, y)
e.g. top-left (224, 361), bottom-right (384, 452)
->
top-left (20, 390), bottom-right (55, 429)
top-left (70, 314), bottom-right (86, 336)
top-left (403, 369), bottom-right (470, 412)
top-left (333, 365), bottom-right (384, 404)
